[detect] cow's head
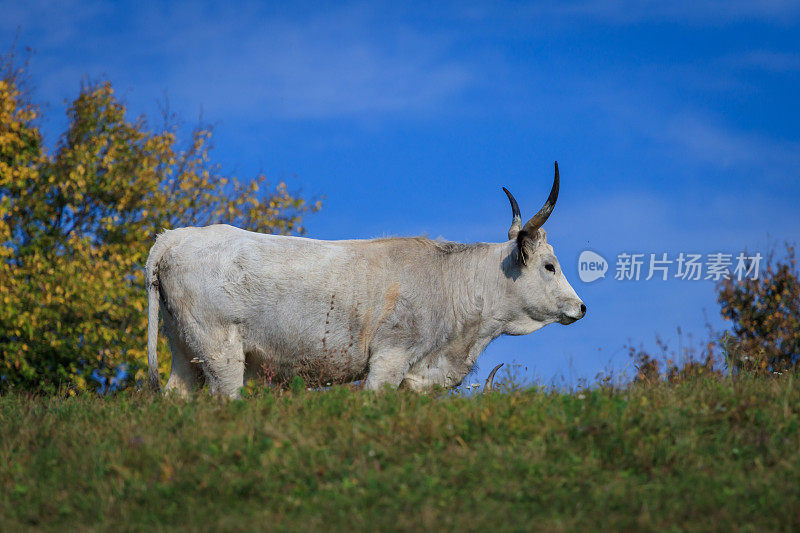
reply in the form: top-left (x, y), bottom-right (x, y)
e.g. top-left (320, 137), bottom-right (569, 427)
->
top-left (501, 162), bottom-right (586, 334)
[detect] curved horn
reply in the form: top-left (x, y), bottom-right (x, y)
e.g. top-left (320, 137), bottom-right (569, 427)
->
top-left (522, 161), bottom-right (559, 235)
top-left (483, 363), bottom-right (504, 394)
top-left (503, 187), bottom-right (522, 240)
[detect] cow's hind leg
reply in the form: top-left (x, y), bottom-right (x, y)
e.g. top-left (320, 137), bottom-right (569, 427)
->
top-left (194, 331), bottom-right (246, 399)
top-left (162, 314), bottom-right (205, 397)
top-left (203, 349), bottom-right (245, 399)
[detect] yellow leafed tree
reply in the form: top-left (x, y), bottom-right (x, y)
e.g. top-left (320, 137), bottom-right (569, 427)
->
top-left (0, 53), bottom-right (320, 393)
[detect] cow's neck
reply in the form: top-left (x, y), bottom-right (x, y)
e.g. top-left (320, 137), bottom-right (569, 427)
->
top-left (438, 242), bottom-right (514, 372)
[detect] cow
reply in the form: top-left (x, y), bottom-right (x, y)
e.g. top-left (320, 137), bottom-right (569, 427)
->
top-left (145, 162), bottom-right (585, 397)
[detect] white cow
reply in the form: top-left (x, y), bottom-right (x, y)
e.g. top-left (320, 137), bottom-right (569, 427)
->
top-left (146, 162), bottom-right (585, 397)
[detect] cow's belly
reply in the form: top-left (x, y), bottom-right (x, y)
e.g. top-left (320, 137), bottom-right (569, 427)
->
top-left (234, 290), bottom-right (374, 386)
top-left (241, 327), bottom-right (371, 386)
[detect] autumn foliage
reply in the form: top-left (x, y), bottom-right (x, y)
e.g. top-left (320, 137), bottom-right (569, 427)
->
top-left (717, 244), bottom-right (800, 374)
top-left (0, 54), bottom-right (319, 393)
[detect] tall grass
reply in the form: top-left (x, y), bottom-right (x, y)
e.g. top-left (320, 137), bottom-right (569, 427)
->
top-left (1, 374), bottom-right (798, 531)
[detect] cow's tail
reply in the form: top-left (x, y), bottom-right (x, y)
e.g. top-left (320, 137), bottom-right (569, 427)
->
top-left (145, 236), bottom-right (166, 392)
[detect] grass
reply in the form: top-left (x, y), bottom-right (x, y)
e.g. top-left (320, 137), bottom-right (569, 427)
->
top-left (1, 374), bottom-right (799, 531)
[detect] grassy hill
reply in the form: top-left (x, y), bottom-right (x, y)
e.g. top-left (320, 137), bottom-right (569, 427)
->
top-left (1, 374), bottom-right (799, 531)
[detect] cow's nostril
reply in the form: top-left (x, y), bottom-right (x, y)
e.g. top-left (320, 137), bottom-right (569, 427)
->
top-left (580, 304), bottom-right (587, 315)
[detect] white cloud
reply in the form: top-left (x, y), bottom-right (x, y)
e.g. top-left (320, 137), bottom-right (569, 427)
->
top-left (660, 113), bottom-right (800, 174)
top-left (0, 0), bottom-right (115, 55)
top-left (174, 24), bottom-right (474, 119)
top-left (527, 0), bottom-right (800, 24)
top-left (586, 79), bottom-right (800, 179)
top-left (727, 50), bottom-right (800, 72)
top-left (13, 1), bottom-right (477, 120)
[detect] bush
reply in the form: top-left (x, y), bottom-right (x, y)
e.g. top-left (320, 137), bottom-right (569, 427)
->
top-left (718, 243), bottom-right (800, 374)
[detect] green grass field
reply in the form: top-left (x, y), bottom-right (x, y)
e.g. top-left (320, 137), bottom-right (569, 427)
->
top-left (1, 374), bottom-right (799, 531)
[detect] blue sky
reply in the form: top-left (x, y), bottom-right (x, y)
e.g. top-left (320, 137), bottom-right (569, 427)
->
top-left (4, 1), bottom-right (799, 385)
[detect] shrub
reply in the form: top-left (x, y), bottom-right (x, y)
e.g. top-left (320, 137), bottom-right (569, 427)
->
top-left (717, 243), bottom-right (800, 374)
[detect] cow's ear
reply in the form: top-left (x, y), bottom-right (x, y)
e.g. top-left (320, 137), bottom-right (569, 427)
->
top-left (516, 229), bottom-right (546, 265)
top-left (515, 231), bottom-right (531, 265)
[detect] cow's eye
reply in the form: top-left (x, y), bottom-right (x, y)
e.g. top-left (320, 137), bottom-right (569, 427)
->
top-left (545, 263), bottom-right (556, 273)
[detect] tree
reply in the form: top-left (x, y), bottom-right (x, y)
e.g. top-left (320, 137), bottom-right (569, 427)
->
top-left (718, 244), bottom-right (800, 374)
top-left (0, 53), bottom-right (320, 393)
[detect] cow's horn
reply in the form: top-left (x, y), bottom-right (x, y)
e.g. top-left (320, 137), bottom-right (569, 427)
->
top-left (522, 161), bottom-right (559, 235)
top-left (483, 363), bottom-right (504, 394)
top-left (503, 188), bottom-right (522, 240)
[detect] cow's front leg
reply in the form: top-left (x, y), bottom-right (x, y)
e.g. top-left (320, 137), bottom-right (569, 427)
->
top-left (398, 370), bottom-right (434, 392)
top-left (363, 347), bottom-right (411, 391)
top-left (401, 351), bottom-right (476, 392)
top-left (401, 364), bottom-right (453, 392)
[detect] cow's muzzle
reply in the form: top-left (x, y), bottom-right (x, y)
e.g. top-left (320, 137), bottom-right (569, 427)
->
top-left (559, 302), bottom-right (586, 325)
